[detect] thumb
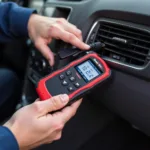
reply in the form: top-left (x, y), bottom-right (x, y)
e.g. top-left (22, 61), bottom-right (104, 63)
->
top-left (36, 94), bottom-right (69, 116)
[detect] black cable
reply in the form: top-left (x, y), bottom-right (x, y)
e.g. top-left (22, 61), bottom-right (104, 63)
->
top-left (58, 42), bottom-right (105, 59)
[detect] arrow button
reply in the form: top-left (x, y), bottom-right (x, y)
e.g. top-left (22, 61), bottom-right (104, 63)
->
top-left (62, 80), bottom-right (68, 86)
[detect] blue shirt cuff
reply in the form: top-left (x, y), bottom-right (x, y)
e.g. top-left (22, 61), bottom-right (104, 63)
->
top-left (10, 7), bottom-right (36, 37)
top-left (0, 126), bottom-right (19, 150)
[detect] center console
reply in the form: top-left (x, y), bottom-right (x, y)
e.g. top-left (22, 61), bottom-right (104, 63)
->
top-left (21, 42), bottom-right (64, 105)
top-left (19, 0), bottom-right (76, 106)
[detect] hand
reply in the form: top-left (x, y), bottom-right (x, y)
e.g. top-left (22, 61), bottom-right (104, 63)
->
top-left (4, 94), bottom-right (82, 150)
top-left (28, 15), bottom-right (90, 66)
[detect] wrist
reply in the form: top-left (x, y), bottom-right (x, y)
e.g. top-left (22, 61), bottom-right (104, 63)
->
top-left (28, 14), bottom-right (38, 40)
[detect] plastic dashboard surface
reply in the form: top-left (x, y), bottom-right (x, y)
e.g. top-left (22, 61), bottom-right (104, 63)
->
top-left (28, 0), bottom-right (150, 135)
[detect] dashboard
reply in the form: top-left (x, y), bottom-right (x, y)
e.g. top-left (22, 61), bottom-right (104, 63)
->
top-left (23, 0), bottom-right (150, 136)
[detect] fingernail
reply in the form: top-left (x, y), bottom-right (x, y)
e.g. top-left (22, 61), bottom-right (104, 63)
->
top-left (49, 61), bottom-right (53, 67)
top-left (60, 94), bottom-right (69, 103)
top-left (85, 44), bottom-right (90, 49)
top-left (78, 29), bottom-right (82, 35)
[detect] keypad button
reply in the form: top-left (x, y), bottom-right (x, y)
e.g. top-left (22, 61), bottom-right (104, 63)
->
top-left (62, 80), bottom-right (68, 86)
top-left (70, 76), bottom-right (76, 82)
top-left (74, 82), bottom-right (80, 88)
top-left (66, 70), bottom-right (72, 76)
top-left (68, 86), bottom-right (74, 92)
top-left (59, 74), bottom-right (65, 80)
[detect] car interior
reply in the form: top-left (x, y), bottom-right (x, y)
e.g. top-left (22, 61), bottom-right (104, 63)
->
top-left (1, 0), bottom-right (150, 149)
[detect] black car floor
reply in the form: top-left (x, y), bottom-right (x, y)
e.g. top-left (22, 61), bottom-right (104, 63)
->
top-left (79, 119), bottom-right (150, 150)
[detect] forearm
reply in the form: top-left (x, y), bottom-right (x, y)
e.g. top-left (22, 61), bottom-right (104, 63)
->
top-left (0, 126), bottom-right (19, 150)
top-left (0, 2), bottom-right (35, 42)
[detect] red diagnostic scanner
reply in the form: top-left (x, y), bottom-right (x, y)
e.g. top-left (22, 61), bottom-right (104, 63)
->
top-left (36, 52), bottom-right (111, 103)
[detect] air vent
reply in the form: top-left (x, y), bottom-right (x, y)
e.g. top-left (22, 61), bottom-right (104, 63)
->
top-left (87, 20), bottom-right (150, 67)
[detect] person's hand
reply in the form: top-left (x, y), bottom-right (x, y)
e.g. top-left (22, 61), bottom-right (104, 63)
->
top-left (27, 14), bottom-right (90, 66)
top-left (4, 94), bottom-right (82, 150)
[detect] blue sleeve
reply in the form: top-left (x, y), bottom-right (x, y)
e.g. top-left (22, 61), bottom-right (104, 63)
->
top-left (0, 126), bottom-right (19, 150)
top-left (0, 2), bottom-right (36, 42)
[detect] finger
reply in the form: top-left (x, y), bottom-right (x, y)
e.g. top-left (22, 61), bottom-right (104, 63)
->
top-left (54, 18), bottom-right (83, 41)
top-left (66, 25), bottom-right (83, 41)
top-left (54, 132), bottom-right (62, 141)
top-left (35, 38), bottom-right (54, 66)
top-left (61, 23), bottom-right (83, 41)
top-left (64, 32), bottom-right (89, 50)
top-left (35, 98), bottom-right (40, 102)
top-left (34, 94), bottom-right (69, 116)
top-left (49, 26), bottom-right (90, 50)
top-left (52, 99), bottom-right (82, 124)
top-left (51, 131), bottom-right (62, 141)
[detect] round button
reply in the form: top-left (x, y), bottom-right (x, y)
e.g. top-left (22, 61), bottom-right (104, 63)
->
top-left (70, 76), bottom-right (76, 82)
top-left (68, 86), bottom-right (74, 92)
top-left (62, 80), bottom-right (68, 86)
top-left (59, 74), bottom-right (65, 80)
top-left (66, 70), bottom-right (72, 76)
top-left (41, 59), bottom-right (47, 69)
top-left (74, 82), bottom-right (80, 88)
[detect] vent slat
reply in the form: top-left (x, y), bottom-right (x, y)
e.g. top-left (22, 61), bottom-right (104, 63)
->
top-left (98, 34), bottom-right (149, 53)
top-left (101, 24), bottom-right (150, 39)
top-left (130, 43), bottom-right (149, 51)
top-left (104, 42), bottom-right (148, 57)
top-left (98, 29), bottom-right (150, 45)
top-left (91, 21), bottom-right (150, 66)
top-left (105, 48), bottom-right (145, 62)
